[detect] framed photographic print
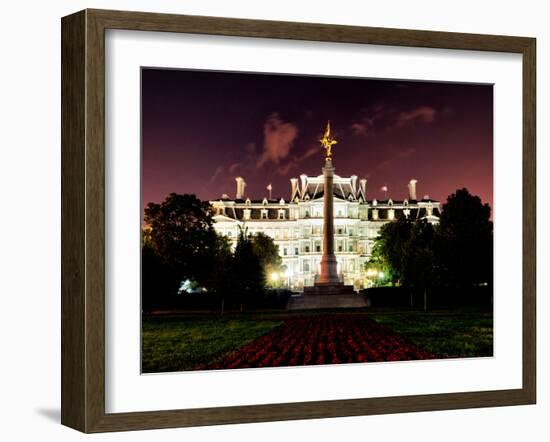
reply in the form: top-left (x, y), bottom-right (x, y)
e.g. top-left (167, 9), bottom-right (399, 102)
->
top-left (61, 9), bottom-right (536, 433)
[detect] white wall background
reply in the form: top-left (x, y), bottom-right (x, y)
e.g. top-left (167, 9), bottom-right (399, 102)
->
top-left (0, 0), bottom-right (547, 440)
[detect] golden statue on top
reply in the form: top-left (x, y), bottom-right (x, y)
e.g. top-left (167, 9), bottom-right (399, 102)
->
top-left (320, 120), bottom-right (338, 159)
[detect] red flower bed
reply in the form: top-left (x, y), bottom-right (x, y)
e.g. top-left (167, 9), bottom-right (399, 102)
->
top-left (200, 314), bottom-right (435, 370)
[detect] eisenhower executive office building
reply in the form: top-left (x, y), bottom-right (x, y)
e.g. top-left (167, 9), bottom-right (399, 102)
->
top-left (210, 172), bottom-right (440, 291)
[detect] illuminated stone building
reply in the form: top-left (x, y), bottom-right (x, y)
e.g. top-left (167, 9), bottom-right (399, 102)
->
top-left (210, 175), bottom-right (439, 291)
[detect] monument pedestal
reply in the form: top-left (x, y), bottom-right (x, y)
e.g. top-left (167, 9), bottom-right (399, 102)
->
top-left (287, 282), bottom-right (368, 310)
top-left (287, 289), bottom-right (367, 310)
top-left (303, 282), bottom-right (355, 295)
top-left (317, 255), bottom-right (340, 285)
top-left (287, 281), bottom-right (367, 310)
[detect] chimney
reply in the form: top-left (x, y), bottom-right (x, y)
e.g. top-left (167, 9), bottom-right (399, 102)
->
top-left (408, 179), bottom-right (418, 201)
top-left (290, 178), bottom-right (299, 200)
top-left (359, 178), bottom-right (367, 198)
top-left (350, 175), bottom-right (358, 197)
top-left (300, 174), bottom-right (308, 198)
top-left (235, 177), bottom-right (246, 199)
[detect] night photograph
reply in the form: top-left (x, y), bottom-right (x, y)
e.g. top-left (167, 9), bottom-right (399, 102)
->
top-left (140, 68), bottom-right (494, 373)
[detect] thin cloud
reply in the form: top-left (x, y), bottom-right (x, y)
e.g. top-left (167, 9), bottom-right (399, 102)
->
top-left (366, 147), bottom-right (417, 177)
top-left (396, 106), bottom-right (437, 127)
top-left (351, 104), bottom-right (439, 137)
top-left (257, 113), bottom-right (298, 168)
top-left (351, 119), bottom-right (374, 136)
top-left (206, 166), bottom-right (224, 187)
top-left (350, 104), bottom-right (391, 137)
top-left (205, 143), bottom-right (258, 192)
top-left (276, 145), bottom-right (320, 176)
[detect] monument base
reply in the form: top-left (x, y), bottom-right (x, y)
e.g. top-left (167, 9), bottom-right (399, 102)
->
top-left (303, 283), bottom-right (355, 295)
top-left (286, 285), bottom-right (368, 310)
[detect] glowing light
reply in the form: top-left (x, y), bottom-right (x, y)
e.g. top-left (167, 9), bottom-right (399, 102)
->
top-left (366, 268), bottom-right (378, 277)
top-left (378, 271), bottom-right (385, 279)
top-left (270, 272), bottom-right (279, 282)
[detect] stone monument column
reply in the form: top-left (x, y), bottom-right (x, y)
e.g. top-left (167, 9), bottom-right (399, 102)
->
top-left (289, 121), bottom-right (366, 308)
top-left (318, 157), bottom-right (340, 285)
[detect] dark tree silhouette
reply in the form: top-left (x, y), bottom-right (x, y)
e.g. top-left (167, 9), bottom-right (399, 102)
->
top-left (142, 240), bottom-right (175, 311)
top-left (438, 188), bottom-right (493, 287)
top-left (402, 220), bottom-right (440, 309)
top-left (144, 193), bottom-right (219, 286)
top-left (373, 217), bottom-right (413, 284)
top-left (142, 193), bottom-right (229, 309)
top-left (370, 188), bottom-right (493, 296)
top-left (231, 228), bottom-right (265, 308)
top-left (250, 232), bottom-right (283, 280)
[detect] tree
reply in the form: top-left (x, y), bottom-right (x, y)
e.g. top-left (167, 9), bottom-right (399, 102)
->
top-left (250, 232), bottom-right (283, 281)
top-left (142, 238), bottom-right (174, 311)
top-left (231, 228), bottom-right (265, 308)
top-left (437, 188), bottom-right (493, 287)
top-left (371, 217), bottom-right (413, 284)
top-left (401, 220), bottom-right (440, 309)
top-left (144, 193), bottom-right (218, 286)
top-left (401, 220), bottom-right (437, 290)
top-left (364, 242), bottom-right (392, 287)
top-left (142, 193), bottom-right (224, 307)
top-left (200, 234), bottom-right (233, 295)
top-left (366, 188), bottom-right (493, 310)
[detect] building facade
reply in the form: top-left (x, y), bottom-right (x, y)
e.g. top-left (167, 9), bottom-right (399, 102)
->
top-left (210, 174), bottom-right (440, 291)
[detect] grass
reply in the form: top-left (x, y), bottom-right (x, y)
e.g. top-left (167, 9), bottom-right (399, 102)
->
top-left (367, 309), bottom-right (493, 358)
top-left (142, 308), bottom-right (493, 373)
top-left (141, 315), bottom-right (282, 373)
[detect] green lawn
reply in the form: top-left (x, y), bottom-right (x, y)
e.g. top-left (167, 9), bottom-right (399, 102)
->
top-left (368, 310), bottom-right (493, 358)
top-left (142, 309), bottom-right (493, 373)
top-left (142, 315), bottom-right (282, 373)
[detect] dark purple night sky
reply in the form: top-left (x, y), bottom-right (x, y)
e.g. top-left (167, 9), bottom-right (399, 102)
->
top-left (142, 68), bottom-right (493, 214)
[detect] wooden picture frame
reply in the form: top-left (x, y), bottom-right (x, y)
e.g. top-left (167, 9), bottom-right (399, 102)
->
top-left (61, 8), bottom-right (536, 433)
